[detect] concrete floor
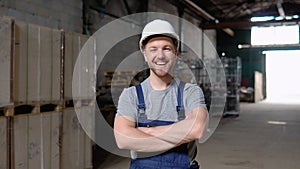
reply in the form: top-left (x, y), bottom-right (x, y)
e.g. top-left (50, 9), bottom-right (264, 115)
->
top-left (97, 101), bottom-right (300, 169)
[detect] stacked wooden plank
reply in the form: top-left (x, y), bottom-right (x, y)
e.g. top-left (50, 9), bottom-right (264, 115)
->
top-left (0, 116), bottom-right (8, 169)
top-left (13, 112), bottom-right (61, 169)
top-left (0, 16), bottom-right (63, 116)
top-left (103, 70), bottom-right (141, 86)
top-left (62, 31), bottom-right (96, 168)
top-left (0, 16), bottom-right (94, 169)
top-left (0, 16), bottom-right (13, 169)
top-left (61, 107), bottom-right (93, 169)
top-left (64, 31), bottom-right (90, 101)
top-left (14, 20), bottom-right (62, 105)
top-left (62, 30), bottom-right (95, 169)
top-left (0, 16), bottom-right (13, 107)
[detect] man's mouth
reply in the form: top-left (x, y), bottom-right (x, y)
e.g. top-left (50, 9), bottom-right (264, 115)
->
top-left (155, 62), bottom-right (167, 66)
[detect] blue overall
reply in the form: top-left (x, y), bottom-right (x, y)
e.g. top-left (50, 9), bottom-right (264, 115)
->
top-left (130, 82), bottom-right (190, 169)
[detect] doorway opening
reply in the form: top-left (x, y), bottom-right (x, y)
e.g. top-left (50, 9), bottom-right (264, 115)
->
top-left (251, 24), bottom-right (300, 103)
top-left (265, 50), bottom-right (300, 103)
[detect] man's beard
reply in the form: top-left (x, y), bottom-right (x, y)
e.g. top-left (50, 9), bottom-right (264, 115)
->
top-left (150, 67), bottom-right (174, 78)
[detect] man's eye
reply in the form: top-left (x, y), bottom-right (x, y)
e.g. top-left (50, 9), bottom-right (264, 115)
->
top-left (164, 47), bottom-right (172, 52)
top-left (149, 49), bottom-right (157, 53)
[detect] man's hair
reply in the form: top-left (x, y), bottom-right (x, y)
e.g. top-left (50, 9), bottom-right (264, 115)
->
top-left (141, 34), bottom-right (178, 50)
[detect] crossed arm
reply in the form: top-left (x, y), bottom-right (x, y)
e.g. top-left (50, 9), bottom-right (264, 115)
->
top-left (114, 106), bottom-right (208, 152)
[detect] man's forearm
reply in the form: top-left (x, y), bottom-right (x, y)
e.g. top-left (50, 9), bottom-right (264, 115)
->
top-left (114, 116), bottom-right (178, 152)
top-left (138, 107), bottom-right (208, 145)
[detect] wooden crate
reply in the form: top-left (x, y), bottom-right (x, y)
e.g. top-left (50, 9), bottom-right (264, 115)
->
top-left (61, 108), bottom-right (93, 169)
top-left (14, 20), bottom-right (63, 104)
top-left (12, 111), bottom-right (61, 169)
top-left (254, 71), bottom-right (263, 102)
top-left (0, 16), bottom-right (13, 107)
top-left (64, 31), bottom-right (91, 101)
top-left (0, 116), bottom-right (8, 169)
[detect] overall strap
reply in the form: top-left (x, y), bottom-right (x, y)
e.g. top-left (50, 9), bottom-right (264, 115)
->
top-left (135, 84), bottom-right (145, 110)
top-left (177, 81), bottom-right (186, 121)
top-left (135, 82), bottom-right (186, 121)
top-left (135, 84), bottom-right (147, 128)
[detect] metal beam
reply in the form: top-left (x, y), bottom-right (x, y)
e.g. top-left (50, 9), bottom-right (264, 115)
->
top-left (181, 0), bottom-right (234, 36)
top-left (200, 18), bottom-right (300, 29)
top-left (238, 43), bottom-right (300, 50)
top-left (222, 28), bottom-right (234, 37)
top-left (182, 0), bottom-right (217, 21)
top-left (277, 0), bottom-right (285, 17)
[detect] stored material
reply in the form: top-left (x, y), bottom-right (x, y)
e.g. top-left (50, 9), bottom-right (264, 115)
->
top-left (13, 112), bottom-right (61, 169)
top-left (14, 20), bottom-right (63, 104)
top-left (0, 17), bottom-right (94, 169)
top-left (0, 116), bottom-right (8, 169)
top-left (67, 35), bottom-right (96, 101)
top-left (221, 57), bottom-right (242, 116)
top-left (61, 108), bottom-right (93, 169)
top-left (64, 32), bottom-right (89, 100)
top-left (254, 71), bottom-right (263, 102)
top-left (0, 17), bottom-right (13, 107)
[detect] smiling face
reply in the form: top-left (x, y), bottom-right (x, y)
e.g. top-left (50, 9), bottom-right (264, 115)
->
top-left (143, 36), bottom-right (178, 79)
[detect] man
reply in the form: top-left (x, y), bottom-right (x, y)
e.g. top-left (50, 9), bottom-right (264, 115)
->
top-left (114, 19), bottom-right (208, 169)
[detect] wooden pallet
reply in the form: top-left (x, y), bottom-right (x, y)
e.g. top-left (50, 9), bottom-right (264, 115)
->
top-left (108, 79), bottom-right (129, 86)
top-left (63, 99), bottom-right (96, 108)
top-left (104, 70), bottom-right (138, 77)
top-left (102, 70), bottom-right (149, 87)
top-left (0, 101), bottom-right (63, 116)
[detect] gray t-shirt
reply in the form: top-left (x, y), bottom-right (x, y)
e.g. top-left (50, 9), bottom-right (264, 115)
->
top-left (116, 77), bottom-right (206, 121)
top-left (116, 77), bottom-right (207, 159)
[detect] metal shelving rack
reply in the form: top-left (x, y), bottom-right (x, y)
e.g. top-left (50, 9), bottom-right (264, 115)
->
top-left (221, 57), bottom-right (242, 116)
top-left (176, 57), bottom-right (227, 113)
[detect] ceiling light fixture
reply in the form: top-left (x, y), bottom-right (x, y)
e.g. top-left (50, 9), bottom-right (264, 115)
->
top-left (251, 16), bottom-right (275, 22)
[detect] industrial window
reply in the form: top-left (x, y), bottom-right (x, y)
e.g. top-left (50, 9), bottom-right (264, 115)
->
top-left (251, 25), bottom-right (299, 45)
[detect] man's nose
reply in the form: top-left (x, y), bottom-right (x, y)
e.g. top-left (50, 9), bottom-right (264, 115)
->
top-left (156, 49), bottom-right (165, 59)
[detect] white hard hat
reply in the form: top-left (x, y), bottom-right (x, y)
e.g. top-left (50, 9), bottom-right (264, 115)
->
top-left (139, 19), bottom-right (179, 52)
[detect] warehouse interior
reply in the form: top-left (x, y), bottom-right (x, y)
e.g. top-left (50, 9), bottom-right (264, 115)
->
top-left (0, 0), bottom-right (299, 169)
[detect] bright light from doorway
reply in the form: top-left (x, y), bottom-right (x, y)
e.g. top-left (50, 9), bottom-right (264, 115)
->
top-left (252, 25), bottom-right (300, 103)
top-left (265, 50), bottom-right (300, 104)
top-left (251, 25), bottom-right (299, 45)
top-left (251, 15), bottom-right (300, 22)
